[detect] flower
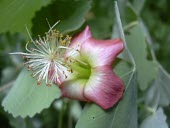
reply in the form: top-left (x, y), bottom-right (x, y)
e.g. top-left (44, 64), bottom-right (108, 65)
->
top-left (56, 26), bottom-right (124, 109)
top-left (10, 24), bottom-right (74, 86)
top-left (11, 23), bottom-right (124, 109)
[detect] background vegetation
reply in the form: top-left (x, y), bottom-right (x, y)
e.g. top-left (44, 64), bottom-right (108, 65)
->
top-left (0, 0), bottom-right (170, 128)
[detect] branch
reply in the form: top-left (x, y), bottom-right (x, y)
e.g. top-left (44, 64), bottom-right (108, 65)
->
top-left (0, 80), bottom-right (15, 92)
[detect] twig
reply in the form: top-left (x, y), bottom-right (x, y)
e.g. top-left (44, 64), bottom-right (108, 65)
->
top-left (0, 80), bottom-right (15, 92)
top-left (58, 100), bottom-right (64, 128)
top-left (68, 102), bottom-right (73, 128)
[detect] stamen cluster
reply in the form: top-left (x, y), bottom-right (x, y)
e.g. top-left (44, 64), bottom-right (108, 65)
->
top-left (11, 29), bottom-right (73, 86)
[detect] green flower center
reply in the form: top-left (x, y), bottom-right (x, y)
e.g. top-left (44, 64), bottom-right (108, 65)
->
top-left (71, 61), bottom-right (91, 80)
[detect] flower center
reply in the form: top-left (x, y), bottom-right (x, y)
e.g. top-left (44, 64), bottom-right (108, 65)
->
top-left (70, 59), bottom-right (91, 80)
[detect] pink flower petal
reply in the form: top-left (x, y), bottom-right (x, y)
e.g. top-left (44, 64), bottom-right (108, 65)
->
top-left (60, 79), bottom-right (89, 101)
top-left (80, 38), bottom-right (124, 68)
top-left (84, 66), bottom-right (124, 109)
top-left (65, 26), bottom-right (92, 58)
top-left (70, 25), bottom-right (92, 48)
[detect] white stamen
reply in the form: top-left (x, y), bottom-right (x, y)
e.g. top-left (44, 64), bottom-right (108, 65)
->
top-left (10, 21), bottom-right (87, 86)
top-left (10, 23), bottom-right (74, 86)
top-left (48, 20), bottom-right (60, 33)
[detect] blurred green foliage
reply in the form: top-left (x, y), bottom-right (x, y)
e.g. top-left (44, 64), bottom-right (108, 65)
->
top-left (141, 0), bottom-right (170, 73)
top-left (0, 0), bottom-right (170, 128)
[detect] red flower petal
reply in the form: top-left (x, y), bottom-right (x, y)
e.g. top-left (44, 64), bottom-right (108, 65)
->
top-left (84, 66), bottom-right (124, 109)
top-left (80, 38), bottom-right (124, 67)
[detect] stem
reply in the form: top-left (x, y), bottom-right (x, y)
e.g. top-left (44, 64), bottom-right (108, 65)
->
top-left (0, 80), bottom-right (15, 92)
top-left (68, 102), bottom-right (72, 128)
top-left (139, 104), bottom-right (155, 114)
top-left (58, 100), bottom-right (64, 128)
top-left (124, 21), bottom-right (138, 31)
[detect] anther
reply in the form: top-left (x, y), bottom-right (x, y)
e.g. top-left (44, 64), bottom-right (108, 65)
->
top-left (30, 48), bottom-right (34, 51)
top-left (76, 49), bottom-right (80, 53)
top-left (65, 75), bottom-right (68, 79)
top-left (46, 83), bottom-right (52, 86)
top-left (60, 34), bottom-right (63, 38)
top-left (67, 68), bottom-right (73, 73)
top-left (27, 66), bottom-right (31, 70)
top-left (70, 68), bottom-right (73, 73)
top-left (30, 74), bottom-right (35, 78)
top-left (37, 81), bottom-right (42, 85)
top-left (22, 55), bottom-right (25, 59)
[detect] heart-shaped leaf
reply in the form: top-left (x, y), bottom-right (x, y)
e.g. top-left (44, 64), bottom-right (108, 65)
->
top-left (2, 68), bottom-right (61, 118)
top-left (0, 0), bottom-right (51, 35)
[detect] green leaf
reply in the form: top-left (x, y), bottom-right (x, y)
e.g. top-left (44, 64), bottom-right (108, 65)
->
top-left (75, 61), bottom-right (137, 128)
top-left (2, 68), bottom-right (61, 118)
top-left (87, 17), bottom-right (113, 39)
top-left (133, 0), bottom-right (146, 15)
top-left (144, 81), bottom-right (160, 110)
top-left (139, 19), bottom-right (170, 107)
top-left (0, 0), bottom-right (51, 35)
top-left (145, 65), bottom-right (170, 107)
top-left (156, 66), bottom-right (170, 106)
top-left (126, 24), bottom-right (157, 90)
top-left (32, 0), bottom-right (92, 36)
top-left (140, 108), bottom-right (168, 128)
top-left (86, 0), bottom-right (115, 39)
